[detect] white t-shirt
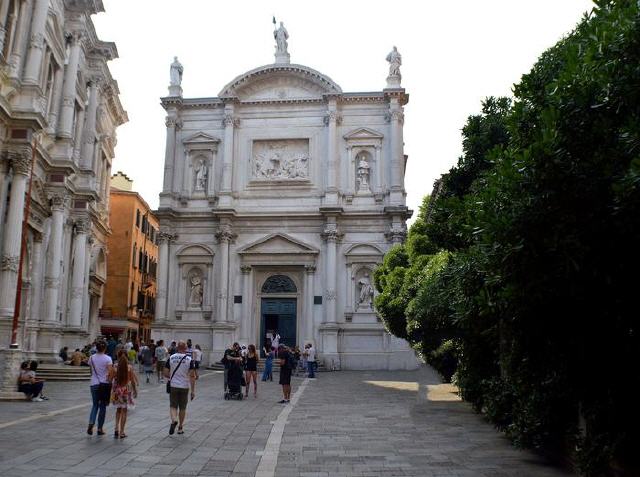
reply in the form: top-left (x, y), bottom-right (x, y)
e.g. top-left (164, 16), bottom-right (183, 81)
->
top-left (166, 353), bottom-right (194, 389)
top-left (155, 346), bottom-right (168, 362)
top-left (89, 353), bottom-right (113, 385)
top-left (307, 347), bottom-right (316, 362)
top-left (192, 348), bottom-right (202, 362)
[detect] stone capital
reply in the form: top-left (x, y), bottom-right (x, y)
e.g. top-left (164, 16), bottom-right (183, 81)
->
top-left (321, 224), bottom-right (343, 243)
top-left (222, 114), bottom-right (240, 127)
top-left (158, 231), bottom-right (175, 244)
top-left (10, 147), bottom-right (32, 176)
top-left (74, 218), bottom-right (91, 235)
top-left (240, 265), bottom-right (252, 274)
top-left (385, 110), bottom-right (405, 125)
top-left (1, 254), bottom-right (19, 272)
top-left (385, 224), bottom-right (407, 243)
top-left (305, 265), bottom-right (317, 274)
top-left (215, 225), bottom-right (237, 244)
top-left (323, 111), bottom-right (342, 126)
top-left (49, 193), bottom-right (68, 211)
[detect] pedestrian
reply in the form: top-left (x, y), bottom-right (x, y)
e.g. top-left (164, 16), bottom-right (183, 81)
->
top-left (106, 336), bottom-right (117, 360)
top-left (164, 341), bottom-right (196, 435)
top-left (278, 345), bottom-right (293, 404)
top-left (244, 344), bottom-right (259, 398)
top-left (110, 350), bottom-right (138, 439)
top-left (222, 343), bottom-right (240, 392)
top-left (155, 339), bottom-right (168, 383)
top-left (192, 344), bottom-right (202, 380)
top-left (18, 360), bottom-right (47, 401)
top-left (59, 346), bottom-right (69, 362)
top-left (87, 340), bottom-right (112, 436)
top-left (127, 346), bottom-right (137, 365)
top-left (168, 340), bottom-right (177, 356)
top-left (292, 346), bottom-right (301, 376)
top-left (186, 339), bottom-right (193, 358)
top-left (139, 342), bottom-right (154, 383)
top-left (261, 343), bottom-right (274, 382)
top-left (305, 343), bottom-right (317, 379)
top-left (271, 332), bottom-right (280, 358)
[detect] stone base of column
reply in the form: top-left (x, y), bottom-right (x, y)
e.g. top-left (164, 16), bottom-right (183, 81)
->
top-left (319, 322), bottom-right (340, 370)
top-left (389, 188), bottom-right (405, 205)
top-left (36, 324), bottom-right (64, 363)
top-left (216, 192), bottom-right (234, 208)
top-left (0, 348), bottom-right (28, 401)
top-left (60, 328), bottom-right (90, 353)
top-left (323, 190), bottom-right (340, 206)
top-left (210, 322), bottom-right (237, 364)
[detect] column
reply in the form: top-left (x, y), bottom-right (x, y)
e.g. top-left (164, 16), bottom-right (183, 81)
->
top-left (80, 79), bottom-right (100, 169)
top-left (388, 97), bottom-right (405, 204)
top-left (305, 265), bottom-right (316, 344)
top-left (0, 0), bottom-right (11, 54)
top-left (321, 221), bottom-right (341, 324)
top-left (155, 232), bottom-right (170, 322)
top-left (7, 0), bottom-right (32, 78)
top-left (22, 0), bottom-right (49, 84)
top-left (219, 105), bottom-right (237, 206)
top-left (324, 100), bottom-right (341, 205)
top-left (240, 265), bottom-right (251, 341)
top-left (0, 148), bottom-right (31, 316)
top-left (346, 146), bottom-right (354, 197)
top-left (0, 160), bottom-right (10, 251)
top-left (215, 224), bottom-right (235, 322)
top-left (374, 145), bottom-right (383, 193)
top-left (57, 32), bottom-right (81, 138)
top-left (68, 218), bottom-right (89, 328)
top-left (43, 194), bottom-right (65, 323)
top-left (161, 115), bottom-right (178, 193)
top-left (72, 106), bottom-right (85, 163)
top-left (82, 236), bottom-right (93, 331)
top-left (28, 233), bottom-right (43, 323)
top-left (47, 67), bottom-right (64, 133)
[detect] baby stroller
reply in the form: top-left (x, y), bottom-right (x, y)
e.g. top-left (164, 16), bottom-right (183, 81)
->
top-left (224, 362), bottom-right (244, 400)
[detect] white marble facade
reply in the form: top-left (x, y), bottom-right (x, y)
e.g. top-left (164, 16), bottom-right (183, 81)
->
top-left (153, 27), bottom-right (417, 370)
top-left (0, 0), bottom-right (127, 359)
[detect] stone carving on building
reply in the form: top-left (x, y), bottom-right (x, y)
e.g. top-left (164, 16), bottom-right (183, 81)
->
top-left (274, 22), bottom-right (289, 54)
top-left (188, 269), bottom-right (204, 307)
top-left (194, 157), bottom-right (208, 191)
top-left (252, 139), bottom-right (309, 181)
top-left (261, 274), bottom-right (297, 293)
top-left (1, 253), bottom-right (19, 272)
top-left (386, 46), bottom-right (402, 78)
top-left (357, 273), bottom-right (374, 309)
top-left (356, 153), bottom-right (371, 192)
top-left (170, 56), bottom-right (183, 86)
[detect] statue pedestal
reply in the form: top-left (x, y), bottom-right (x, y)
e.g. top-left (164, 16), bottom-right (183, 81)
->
top-left (275, 52), bottom-right (290, 65)
top-left (168, 85), bottom-right (183, 97)
top-left (386, 75), bottom-right (402, 88)
top-left (0, 348), bottom-right (27, 401)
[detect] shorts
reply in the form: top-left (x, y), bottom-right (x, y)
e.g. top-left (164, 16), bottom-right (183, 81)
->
top-left (156, 360), bottom-right (166, 372)
top-left (169, 387), bottom-right (189, 410)
top-left (193, 361), bottom-right (200, 369)
top-left (279, 368), bottom-right (292, 385)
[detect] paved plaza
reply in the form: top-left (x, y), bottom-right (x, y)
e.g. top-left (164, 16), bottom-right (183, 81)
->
top-left (0, 366), bottom-right (573, 477)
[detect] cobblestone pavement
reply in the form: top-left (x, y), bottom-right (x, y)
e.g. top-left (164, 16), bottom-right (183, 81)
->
top-left (0, 366), bottom-right (574, 477)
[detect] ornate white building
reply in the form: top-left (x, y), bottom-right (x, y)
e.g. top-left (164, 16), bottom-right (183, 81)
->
top-left (153, 25), bottom-right (416, 369)
top-left (0, 0), bottom-right (127, 362)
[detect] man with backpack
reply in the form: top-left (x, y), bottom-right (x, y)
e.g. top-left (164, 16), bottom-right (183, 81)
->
top-left (278, 344), bottom-right (294, 404)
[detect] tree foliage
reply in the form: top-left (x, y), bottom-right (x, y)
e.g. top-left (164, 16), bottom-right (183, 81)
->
top-left (375, 2), bottom-right (640, 474)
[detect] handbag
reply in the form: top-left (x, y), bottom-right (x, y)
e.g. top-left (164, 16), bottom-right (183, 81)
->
top-left (166, 355), bottom-right (187, 394)
top-left (89, 357), bottom-right (112, 403)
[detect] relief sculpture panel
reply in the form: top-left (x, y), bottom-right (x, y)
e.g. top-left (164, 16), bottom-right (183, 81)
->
top-left (251, 139), bottom-right (309, 181)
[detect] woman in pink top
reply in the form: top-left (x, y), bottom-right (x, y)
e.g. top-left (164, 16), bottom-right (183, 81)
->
top-left (87, 340), bottom-right (113, 436)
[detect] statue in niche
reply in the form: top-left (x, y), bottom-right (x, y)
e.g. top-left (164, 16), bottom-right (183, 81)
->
top-left (274, 21), bottom-right (289, 54)
top-left (170, 56), bottom-right (183, 86)
top-left (357, 154), bottom-right (370, 191)
top-left (188, 270), bottom-right (203, 307)
top-left (358, 273), bottom-right (374, 309)
top-left (194, 157), bottom-right (208, 191)
top-left (386, 46), bottom-right (402, 77)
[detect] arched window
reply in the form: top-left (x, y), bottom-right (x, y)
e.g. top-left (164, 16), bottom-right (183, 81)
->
top-left (261, 275), bottom-right (297, 293)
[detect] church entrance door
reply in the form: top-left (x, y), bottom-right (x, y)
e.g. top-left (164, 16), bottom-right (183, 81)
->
top-left (260, 298), bottom-right (296, 353)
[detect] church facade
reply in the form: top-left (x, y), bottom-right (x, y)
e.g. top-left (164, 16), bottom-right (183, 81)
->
top-left (152, 27), bottom-right (417, 369)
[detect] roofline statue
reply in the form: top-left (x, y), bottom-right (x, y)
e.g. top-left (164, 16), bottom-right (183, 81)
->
top-left (169, 56), bottom-right (183, 97)
top-left (273, 18), bottom-right (290, 64)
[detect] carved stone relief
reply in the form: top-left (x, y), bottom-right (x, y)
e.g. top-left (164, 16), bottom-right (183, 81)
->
top-left (251, 139), bottom-right (309, 181)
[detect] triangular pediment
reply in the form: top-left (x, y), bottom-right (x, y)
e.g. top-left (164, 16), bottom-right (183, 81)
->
top-left (238, 233), bottom-right (319, 255)
top-left (183, 132), bottom-right (220, 145)
top-left (344, 127), bottom-right (384, 140)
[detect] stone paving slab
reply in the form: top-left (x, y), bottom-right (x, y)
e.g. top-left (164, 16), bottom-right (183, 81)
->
top-left (0, 366), bottom-right (575, 476)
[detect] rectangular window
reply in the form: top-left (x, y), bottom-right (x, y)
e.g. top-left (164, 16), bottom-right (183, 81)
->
top-left (135, 209), bottom-right (140, 228)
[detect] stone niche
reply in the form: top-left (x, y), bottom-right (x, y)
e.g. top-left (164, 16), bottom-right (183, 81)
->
top-left (250, 139), bottom-right (310, 182)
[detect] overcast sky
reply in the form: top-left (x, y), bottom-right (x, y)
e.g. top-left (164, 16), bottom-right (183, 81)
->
top-left (93, 0), bottom-right (594, 221)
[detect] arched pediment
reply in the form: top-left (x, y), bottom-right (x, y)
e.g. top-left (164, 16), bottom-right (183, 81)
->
top-left (176, 244), bottom-right (214, 257)
top-left (345, 243), bottom-right (384, 256)
top-left (219, 64), bottom-right (342, 101)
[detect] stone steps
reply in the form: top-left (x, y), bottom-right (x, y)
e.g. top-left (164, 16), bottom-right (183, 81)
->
top-left (36, 364), bottom-right (91, 381)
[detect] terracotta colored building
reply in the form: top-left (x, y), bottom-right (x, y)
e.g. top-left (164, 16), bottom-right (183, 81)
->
top-left (100, 172), bottom-right (159, 342)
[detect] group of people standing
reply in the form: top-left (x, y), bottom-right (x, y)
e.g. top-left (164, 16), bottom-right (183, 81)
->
top-left (222, 340), bottom-right (317, 404)
top-left (86, 338), bottom-right (201, 438)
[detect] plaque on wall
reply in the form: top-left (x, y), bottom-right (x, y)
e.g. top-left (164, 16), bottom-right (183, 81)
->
top-left (251, 139), bottom-right (309, 181)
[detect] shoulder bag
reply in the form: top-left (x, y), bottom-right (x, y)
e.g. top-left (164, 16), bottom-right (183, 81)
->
top-left (166, 355), bottom-right (187, 394)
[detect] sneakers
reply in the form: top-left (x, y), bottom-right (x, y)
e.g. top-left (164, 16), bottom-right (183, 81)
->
top-left (31, 397), bottom-right (44, 402)
top-left (169, 421), bottom-right (178, 435)
top-left (39, 395), bottom-right (50, 400)
top-left (278, 399), bottom-right (290, 404)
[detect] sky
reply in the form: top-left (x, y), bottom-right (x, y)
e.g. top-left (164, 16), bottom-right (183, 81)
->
top-left (93, 0), bottom-right (594, 222)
